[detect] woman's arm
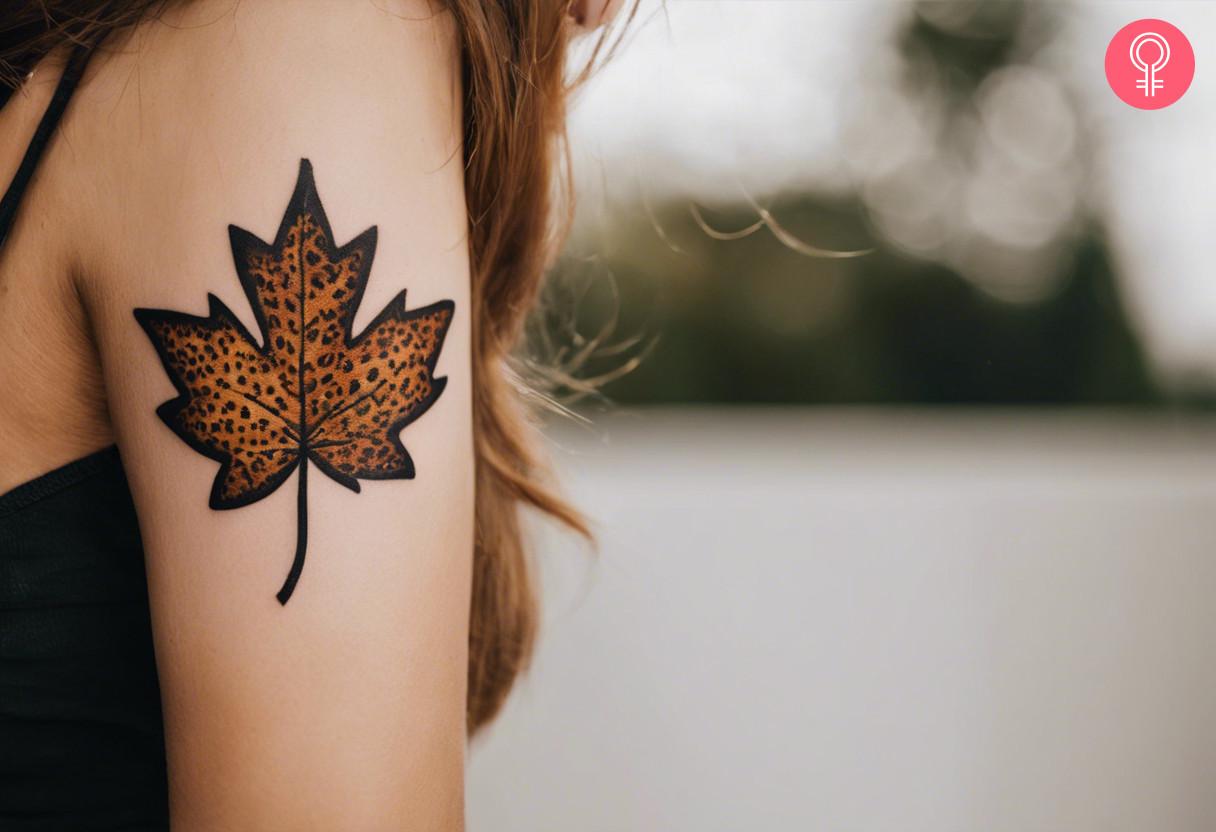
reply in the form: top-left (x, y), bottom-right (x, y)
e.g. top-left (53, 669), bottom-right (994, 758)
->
top-left (69, 2), bottom-right (473, 828)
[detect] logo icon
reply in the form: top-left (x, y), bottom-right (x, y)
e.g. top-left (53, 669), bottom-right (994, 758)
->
top-left (1106, 19), bottom-right (1194, 109)
top-left (1130, 32), bottom-right (1169, 97)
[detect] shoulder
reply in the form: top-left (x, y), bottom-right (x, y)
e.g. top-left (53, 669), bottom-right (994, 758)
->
top-left (80, 0), bottom-right (459, 117)
top-left (51, 0), bottom-right (464, 291)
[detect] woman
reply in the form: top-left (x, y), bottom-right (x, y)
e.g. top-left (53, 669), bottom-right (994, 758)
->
top-left (0, 0), bottom-right (624, 828)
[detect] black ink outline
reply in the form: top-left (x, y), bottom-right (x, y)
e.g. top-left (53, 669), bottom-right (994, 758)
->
top-left (133, 159), bottom-right (455, 604)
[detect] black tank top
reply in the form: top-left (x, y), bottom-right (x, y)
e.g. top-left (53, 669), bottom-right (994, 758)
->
top-left (0, 47), bottom-right (169, 830)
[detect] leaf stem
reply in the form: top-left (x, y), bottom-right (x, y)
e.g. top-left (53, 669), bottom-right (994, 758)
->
top-left (276, 456), bottom-right (308, 605)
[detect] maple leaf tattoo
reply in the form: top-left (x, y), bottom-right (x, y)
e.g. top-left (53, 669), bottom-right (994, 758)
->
top-left (134, 159), bottom-right (455, 605)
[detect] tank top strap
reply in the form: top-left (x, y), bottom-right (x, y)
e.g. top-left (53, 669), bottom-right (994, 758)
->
top-left (0, 43), bottom-right (92, 252)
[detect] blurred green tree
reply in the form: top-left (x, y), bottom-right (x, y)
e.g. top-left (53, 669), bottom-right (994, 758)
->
top-left (539, 0), bottom-right (1165, 408)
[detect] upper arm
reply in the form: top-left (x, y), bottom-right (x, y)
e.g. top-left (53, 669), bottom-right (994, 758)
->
top-left (71, 2), bottom-right (472, 827)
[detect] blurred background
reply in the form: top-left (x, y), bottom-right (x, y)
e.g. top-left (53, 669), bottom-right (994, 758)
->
top-left (468, 2), bottom-right (1216, 830)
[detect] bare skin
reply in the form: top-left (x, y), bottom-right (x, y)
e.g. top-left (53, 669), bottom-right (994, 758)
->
top-left (0, 57), bottom-right (113, 492)
top-left (0, 1), bottom-right (475, 829)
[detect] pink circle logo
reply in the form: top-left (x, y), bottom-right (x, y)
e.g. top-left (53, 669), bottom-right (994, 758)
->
top-left (1105, 19), bottom-right (1195, 109)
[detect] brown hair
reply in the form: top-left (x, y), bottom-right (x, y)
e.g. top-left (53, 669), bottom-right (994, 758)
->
top-left (0, 0), bottom-right (630, 734)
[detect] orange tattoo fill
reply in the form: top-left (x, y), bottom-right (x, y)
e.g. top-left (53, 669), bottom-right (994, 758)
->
top-left (135, 159), bottom-right (454, 604)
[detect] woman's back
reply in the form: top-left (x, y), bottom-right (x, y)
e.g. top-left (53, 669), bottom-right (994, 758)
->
top-left (0, 48), bottom-right (113, 494)
top-left (0, 45), bottom-right (167, 829)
